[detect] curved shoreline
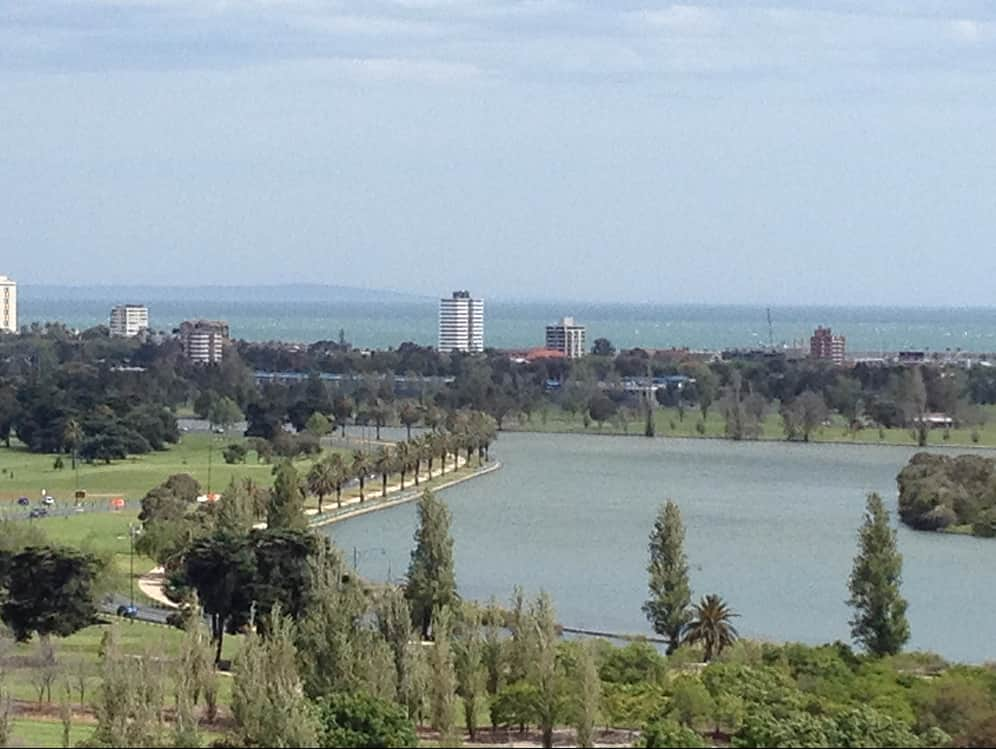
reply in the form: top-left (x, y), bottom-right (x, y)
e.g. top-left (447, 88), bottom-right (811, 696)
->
top-left (309, 459), bottom-right (502, 529)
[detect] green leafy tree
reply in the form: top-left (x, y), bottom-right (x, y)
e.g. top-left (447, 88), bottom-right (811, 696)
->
top-left (454, 603), bottom-right (486, 740)
top-left (781, 390), bottom-right (829, 442)
top-left (574, 640), bottom-right (601, 748)
top-left (267, 460), bottom-right (308, 530)
top-left (642, 718), bottom-right (707, 748)
top-left (683, 595), bottom-right (739, 662)
top-left (528, 592), bottom-right (567, 749)
top-left (376, 587), bottom-right (414, 708)
top-left (848, 493), bottom-right (910, 656)
top-left (176, 531), bottom-right (255, 663)
top-left (250, 528), bottom-right (319, 626)
top-left (317, 692), bottom-right (418, 748)
top-left (0, 546), bottom-right (100, 642)
top-left (207, 396), bottom-right (242, 432)
top-left (427, 605), bottom-right (459, 745)
top-left (405, 491), bottom-right (457, 639)
top-left (643, 501), bottom-right (692, 654)
top-left (222, 442), bottom-right (248, 464)
top-left (231, 606), bottom-right (320, 748)
top-left (305, 411), bottom-right (332, 438)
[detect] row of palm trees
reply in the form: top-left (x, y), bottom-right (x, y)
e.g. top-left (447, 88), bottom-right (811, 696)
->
top-left (306, 410), bottom-right (498, 513)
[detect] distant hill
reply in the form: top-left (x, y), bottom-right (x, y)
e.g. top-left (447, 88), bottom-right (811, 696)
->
top-left (21, 283), bottom-right (432, 304)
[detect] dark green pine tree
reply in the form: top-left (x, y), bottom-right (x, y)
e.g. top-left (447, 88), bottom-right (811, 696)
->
top-left (405, 491), bottom-right (457, 639)
top-left (642, 500), bottom-right (692, 654)
top-left (848, 493), bottom-right (910, 656)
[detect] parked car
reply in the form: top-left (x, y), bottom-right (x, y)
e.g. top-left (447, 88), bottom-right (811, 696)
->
top-left (28, 507), bottom-right (48, 518)
top-left (43, 495), bottom-right (55, 505)
top-left (116, 604), bottom-right (139, 619)
top-left (16, 496), bottom-right (29, 506)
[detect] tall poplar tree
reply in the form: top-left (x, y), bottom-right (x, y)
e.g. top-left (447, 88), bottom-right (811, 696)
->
top-left (267, 461), bottom-right (307, 530)
top-left (427, 605), bottom-right (458, 745)
top-left (405, 491), bottom-right (457, 639)
top-left (642, 501), bottom-right (692, 654)
top-left (848, 493), bottom-right (910, 656)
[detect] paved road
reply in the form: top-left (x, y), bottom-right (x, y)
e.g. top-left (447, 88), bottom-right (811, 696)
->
top-left (101, 593), bottom-right (173, 625)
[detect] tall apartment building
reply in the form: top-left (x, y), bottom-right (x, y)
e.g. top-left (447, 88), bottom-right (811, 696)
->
top-left (179, 320), bottom-right (229, 364)
top-left (438, 291), bottom-right (484, 353)
top-left (109, 304), bottom-right (149, 337)
top-left (810, 326), bottom-right (846, 365)
top-left (545, 316), bottom-right (587, 359)
top-left (0, 276), bottom-right (15, 334)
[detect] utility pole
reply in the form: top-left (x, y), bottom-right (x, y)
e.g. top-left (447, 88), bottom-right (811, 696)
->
top-left (767, 307), bottom-right (774, 350)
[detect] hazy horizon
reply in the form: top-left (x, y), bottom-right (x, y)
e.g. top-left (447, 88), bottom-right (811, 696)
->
top-left (3, 2), bottom-right (996, 305)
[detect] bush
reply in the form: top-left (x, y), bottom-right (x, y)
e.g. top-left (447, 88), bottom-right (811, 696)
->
top-left (642, 718), bottom-right (706, 748)
top-left (317, 692), bottom-right (418, 748)
top-left (223, 443), bottom-right (248, 465)
top-left (695, 421), bottom-right (706, 435)
top-left (599, 641), bottom-right (668, 685)
top-left (491, 681), bottom-right (540, 732)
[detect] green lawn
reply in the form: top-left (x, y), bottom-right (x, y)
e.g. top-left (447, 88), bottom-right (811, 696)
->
top-left (3, 620), bottom-right (241, 708)
top-left (0, 433), bottom-right (355, 507)
top-left (509, 404), bottom-right (996, 449)
top-left (9, 717), bottom-right (95, 748)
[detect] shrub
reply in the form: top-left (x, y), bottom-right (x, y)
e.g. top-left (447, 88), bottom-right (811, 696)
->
top-left (222, 443), bottom-right (247, 465)
top-left (642, 718), bottom-right (706, 748)
top-left (317, 692), bottom-right (418, 748)
top-left (490, 681), bottom-right (540, 732)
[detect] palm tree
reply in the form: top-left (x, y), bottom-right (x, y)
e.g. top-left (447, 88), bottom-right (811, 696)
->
top-left (683, 594), bottom-right (739, 662)
top-left (63, 418), bottom-right (83, 471)
top-left (351, 450), bottom-right (371, 502)
top-left (396, 441), bottom-right (411, 490)
top-left (306, 458), bottom-right (336, 514)
top-left (399, 401), bottom-right (422, 441)
top-left (371, 398), bottom-right (392, 441)
top-left (328, 453), bottom-right (346, 507)
top-left (374, 446), bottom-right (395, 498)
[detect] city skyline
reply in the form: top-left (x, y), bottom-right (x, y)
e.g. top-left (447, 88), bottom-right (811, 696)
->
top-left (3, 2), bottom-right (996, 305)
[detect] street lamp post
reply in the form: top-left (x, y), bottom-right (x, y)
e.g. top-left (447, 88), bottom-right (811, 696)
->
top-left (129, 523), bottom-right (137, 611)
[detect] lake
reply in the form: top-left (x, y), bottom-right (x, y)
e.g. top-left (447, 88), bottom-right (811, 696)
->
top-left (327, 432), bottom-right (995, 663)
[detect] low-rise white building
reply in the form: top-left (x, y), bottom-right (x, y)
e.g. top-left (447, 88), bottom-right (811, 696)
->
top-left (109, 304), bottom-right (149, 337)
top-left (0, 275), bottom-right (16, 333)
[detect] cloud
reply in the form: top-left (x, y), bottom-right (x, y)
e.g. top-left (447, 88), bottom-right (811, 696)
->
top-left (0, 0), bottom-right (994, 84)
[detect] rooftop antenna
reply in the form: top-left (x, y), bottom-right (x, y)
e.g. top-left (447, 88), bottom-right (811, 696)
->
top-left (766, 307), bottom-right (774, 350)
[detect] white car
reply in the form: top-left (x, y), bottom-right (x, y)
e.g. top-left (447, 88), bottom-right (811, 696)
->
top-left (43, 496), bottom-right (55, 505)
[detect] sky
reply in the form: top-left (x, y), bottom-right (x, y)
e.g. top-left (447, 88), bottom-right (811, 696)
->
top-left (2, 1), bottom-right (996, 305)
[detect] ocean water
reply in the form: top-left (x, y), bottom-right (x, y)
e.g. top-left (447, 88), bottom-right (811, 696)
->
top-left (18, 288), bottom-right (996, 353)
top-left (329, 432), bottom-right (996, 663)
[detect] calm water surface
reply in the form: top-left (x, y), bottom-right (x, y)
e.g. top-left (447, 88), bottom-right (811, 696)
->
top-left (328, 433), bottom-right (996, 663)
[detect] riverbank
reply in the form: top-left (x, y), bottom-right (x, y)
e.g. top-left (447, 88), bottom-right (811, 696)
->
top-left (502, 404), bottom-right (996, 450)
top-left (138, 455), bottom-right (503, 606)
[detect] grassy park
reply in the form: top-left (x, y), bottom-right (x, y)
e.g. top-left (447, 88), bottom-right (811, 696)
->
top-left (508, 403), bottom-right (996, 448)
top-left (2, 619), bottom-right (237, 747)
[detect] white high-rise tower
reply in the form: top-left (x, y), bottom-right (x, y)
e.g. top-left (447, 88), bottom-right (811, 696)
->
top-left (0, 276), bottom-right (16, 334)
top-left (438, 291), bottom-right (484, 353)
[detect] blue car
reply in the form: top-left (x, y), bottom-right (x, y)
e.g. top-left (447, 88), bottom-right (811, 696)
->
top-left (116, 604), bottom-right (139, 619)
top-left (28, 507), bottom-right (48, 518)
top-left (16, 496), bottom-right (29, 506)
